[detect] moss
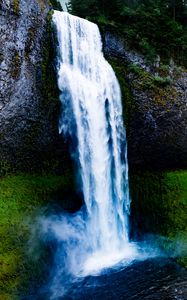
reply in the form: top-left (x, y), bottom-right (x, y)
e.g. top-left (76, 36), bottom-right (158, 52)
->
top-left (24, 27), bottom-right (37, 57)
top-left (130, 170), bottom-right (187, 267)
top-left (127, 63), bottom-right (172, 90)
top-left (0, 161), bottom-right (13, 177)
top-left (12, 0), bottom-right (20, 15)
top-left (11, 51), bottom-right (21, 79)
top-left (151, 86), bottom-right (179, 109)
top-left (0, 173), bottom-right (73, 298)
top-left (178, 256), bottom-right (187, 268)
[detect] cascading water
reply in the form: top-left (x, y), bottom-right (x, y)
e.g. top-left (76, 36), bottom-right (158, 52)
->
top-left (58, 0), bottom-right (69, 11)
top-left (34, 11), bottom-right (183, 300)
top-left (42, 12), bottom-right (138, 292)
top-left (55, 10), bottom-right (130, 245)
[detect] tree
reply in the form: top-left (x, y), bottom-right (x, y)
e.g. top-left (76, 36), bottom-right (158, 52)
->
top-left (71, 0), bottom-right (99, 17)
top-left (70, 0), bottom-right (187, 66)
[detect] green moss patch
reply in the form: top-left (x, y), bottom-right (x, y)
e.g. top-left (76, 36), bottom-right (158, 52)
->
top-left (11, 50), bottom-right (21, 79)
top-left (130, 170), bottom-right (187, 266)
top-left (12, 0), bottom-right (20, 15)
top-left (0, 173), bottom-right (72, 298)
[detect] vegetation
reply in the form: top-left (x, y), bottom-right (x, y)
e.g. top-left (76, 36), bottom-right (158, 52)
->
top-left (2, 172), bottom-right (185, 296)
top-left (70, 0), bottom-right (187, 66)
top-left (12, 0), bottom-right (20, 14)
top-left (11, 51), bottom-right (21, 79)
top-left (49, 0), bottom-right (63, 11)
top-left (0, 174), bottom-right (72, 299)
top-left (130, 170), bottom-right (187, 266)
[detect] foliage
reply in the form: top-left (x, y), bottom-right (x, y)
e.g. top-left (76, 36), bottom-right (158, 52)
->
top-left (0, 174), bottom-right (72, 299)
top-left (49, 0), bottom-right (63, 11)
top-left (70, 0), bottom-right (187, 66)
top-left (152, 75), bottom-right (171, 87)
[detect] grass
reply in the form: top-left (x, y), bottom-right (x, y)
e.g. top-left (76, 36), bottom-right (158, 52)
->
top-left (0, 173), bottom-right (72, 299)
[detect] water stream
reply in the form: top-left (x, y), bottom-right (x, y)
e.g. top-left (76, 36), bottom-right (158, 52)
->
top-left (51, 10), bottom-right (138, 276)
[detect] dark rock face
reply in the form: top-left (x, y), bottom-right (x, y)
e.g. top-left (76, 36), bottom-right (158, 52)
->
top-left (0, 0), bottom-right (70, 173)
top-left (103, 31), bottom-right (187, 170)
top-left (1, 7), bottom-right (186, 174)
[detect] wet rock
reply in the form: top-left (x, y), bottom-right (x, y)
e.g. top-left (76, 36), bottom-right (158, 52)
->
top-left (0, 0), bottom-right (70, 174)
top-left (103, 31), bottom-right (187, 170)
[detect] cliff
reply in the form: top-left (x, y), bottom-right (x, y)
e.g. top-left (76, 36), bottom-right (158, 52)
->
top-left (1, 3), bottom-right (186, 174)
top-left (103, 30), bottom-right (187, 171)
top-left (0, 0), bottom-right (70, 175)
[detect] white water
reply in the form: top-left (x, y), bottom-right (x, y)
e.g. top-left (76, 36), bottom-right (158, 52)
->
top-left (58, 0), bottom-right (69, 11)
top-left (50, 11), bottom-right (138, 278)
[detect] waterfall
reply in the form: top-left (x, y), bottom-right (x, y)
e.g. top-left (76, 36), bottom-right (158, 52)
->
top-left (58, 0), bottom-right (69, 11)
top-left (48, 11), bottom-right (137, 279)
